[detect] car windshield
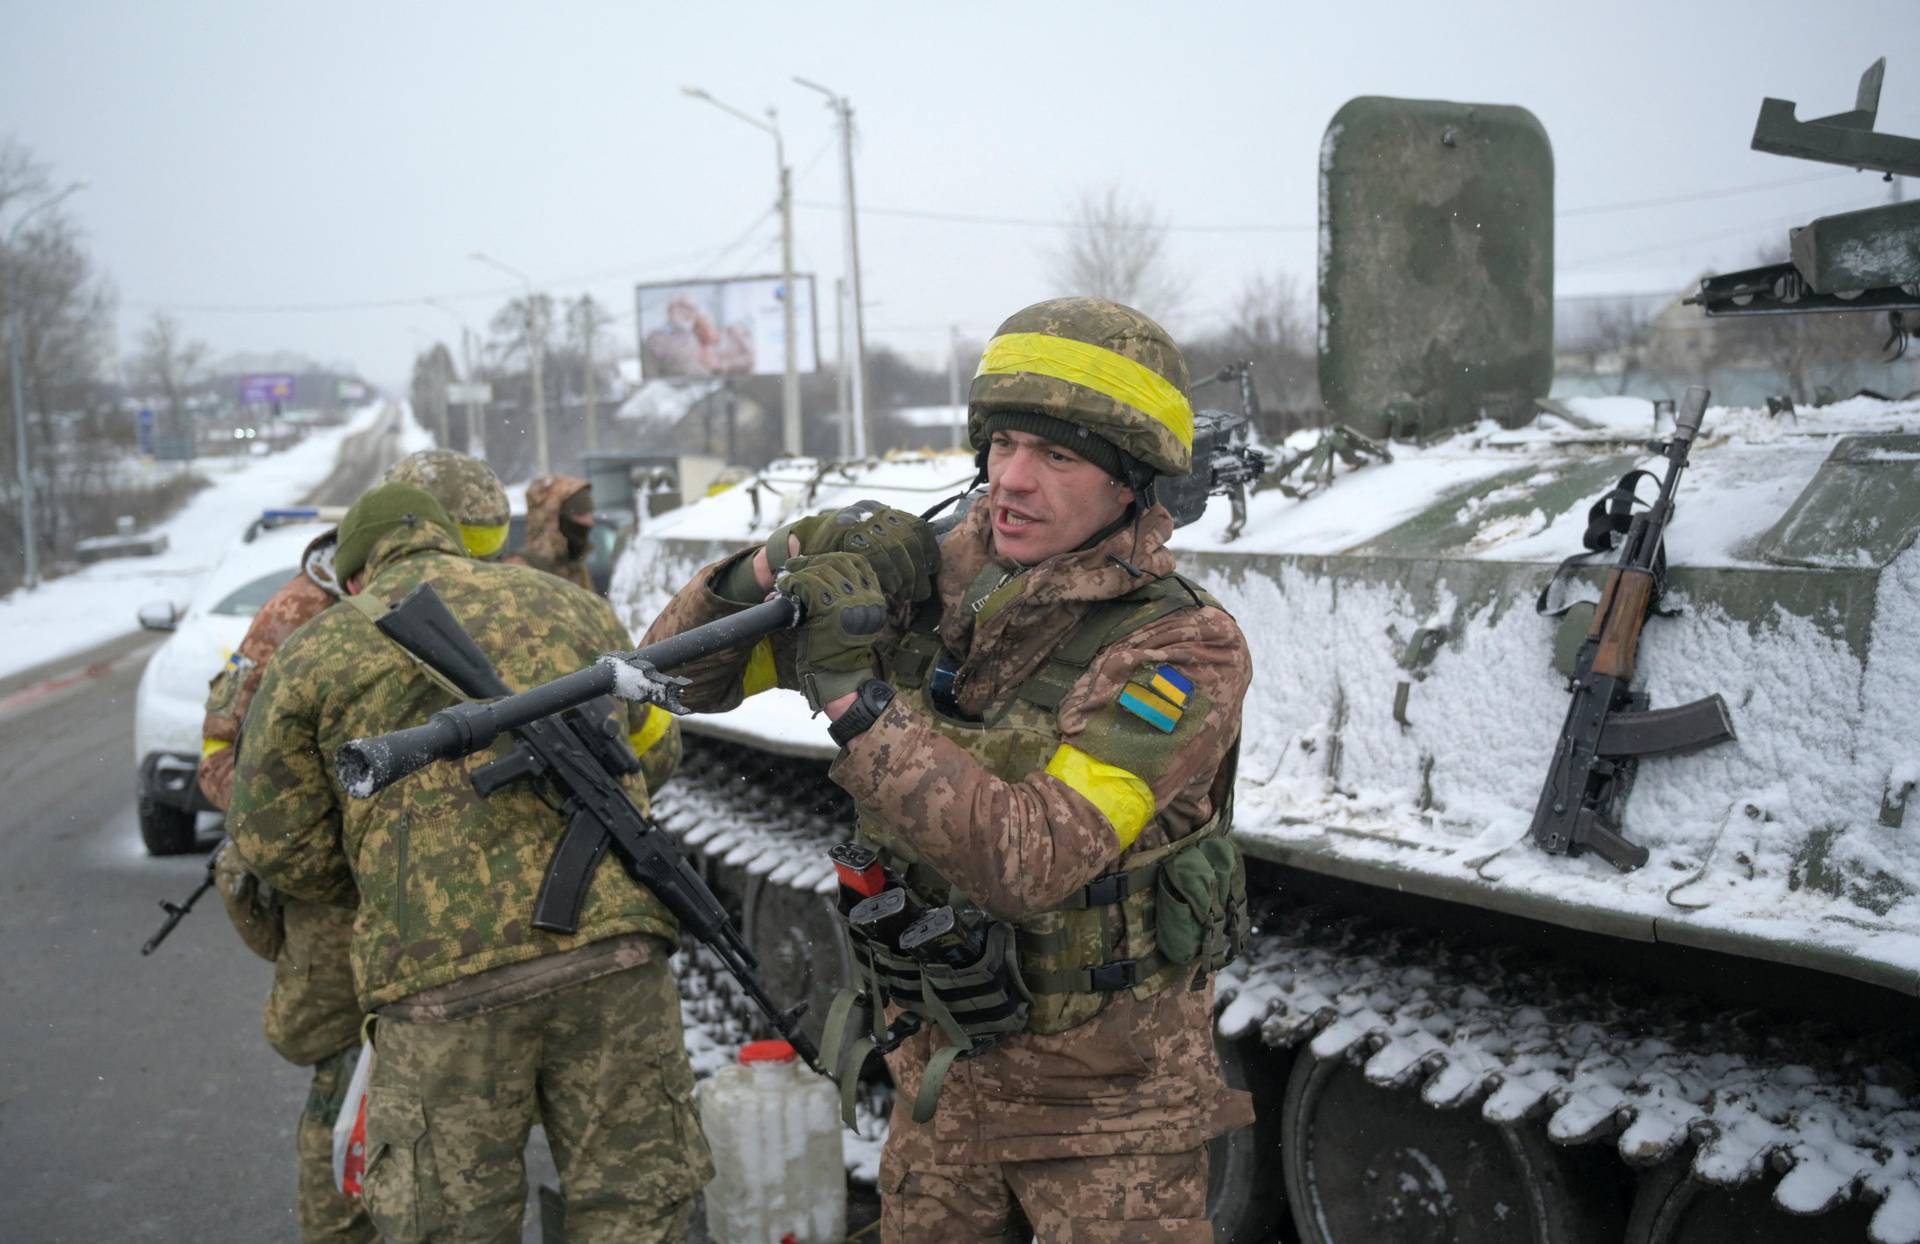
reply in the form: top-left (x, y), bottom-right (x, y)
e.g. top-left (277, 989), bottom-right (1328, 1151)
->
top-left (208, 568), bottom-right (296, 617)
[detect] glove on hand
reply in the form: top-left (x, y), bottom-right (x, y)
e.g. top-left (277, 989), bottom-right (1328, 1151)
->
top-left (768, 500), bottom-right (940, 605)
top-left (778, 551), bottom-right (888, 711)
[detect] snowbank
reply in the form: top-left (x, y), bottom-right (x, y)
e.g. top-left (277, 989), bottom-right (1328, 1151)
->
top-left (0, 400), bottom-right (414, 681)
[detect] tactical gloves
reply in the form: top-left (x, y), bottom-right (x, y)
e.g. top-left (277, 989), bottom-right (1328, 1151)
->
top-left (778, 551), bottom-right (888, 711)
top-left (768, 501), bottom-right (940, 605)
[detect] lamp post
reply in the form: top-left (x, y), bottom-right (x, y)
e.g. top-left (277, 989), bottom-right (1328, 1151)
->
top-left (794, 77), bottom-right (868, 459)
top-left (470, 251), bottom-right (548, 474)
top-left (682, 86), bottom-right (801, 459)
top-left (3, 179), bottom-right (86, 590)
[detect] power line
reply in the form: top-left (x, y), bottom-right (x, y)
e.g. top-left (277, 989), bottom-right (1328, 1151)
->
top-left (799, 169), bottom-right (1858, 235)
top-left (124, 210), bottom-right (779, 316)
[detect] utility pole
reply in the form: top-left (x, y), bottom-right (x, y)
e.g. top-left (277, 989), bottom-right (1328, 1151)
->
top-left (681, 87), bottom-right (801, 458)
top-left (948, 323), bottom-right (965, 449)
top-left (796, 77), bottom-right (868, 457)
top-left (835, 276), bottom-right (851, 458)
top-left (578, 296), bottom-right (600, 455)
top-left (8, 313), bottom-right (36, 589)
top-left (470, 252), bottom-right (548, 474)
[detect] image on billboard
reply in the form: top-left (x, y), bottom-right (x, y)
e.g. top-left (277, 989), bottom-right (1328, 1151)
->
top-left (636, 274), bottom-right (819, 381)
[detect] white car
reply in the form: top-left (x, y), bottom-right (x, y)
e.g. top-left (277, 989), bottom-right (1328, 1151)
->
top-left (131, 508), bottom-right (343, 854)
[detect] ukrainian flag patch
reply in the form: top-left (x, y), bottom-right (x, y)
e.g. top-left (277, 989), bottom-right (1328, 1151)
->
top-left (1118, 665), bottom-right (1192, 734)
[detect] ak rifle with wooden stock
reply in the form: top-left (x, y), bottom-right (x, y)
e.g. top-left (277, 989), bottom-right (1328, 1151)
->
top-left (1528, 385), bottom-right (1737, 872)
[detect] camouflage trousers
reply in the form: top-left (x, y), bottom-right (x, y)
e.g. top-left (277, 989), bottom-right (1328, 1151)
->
top-left (359, 958), bottom-right (713, 1244)
top-left (878, 1136), bottom-right (1211, 1242)
top-left (297, 1044), bottom-right (377, 1243)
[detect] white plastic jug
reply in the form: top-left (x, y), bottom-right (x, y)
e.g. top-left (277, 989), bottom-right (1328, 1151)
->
top-left (698, 1039), bottom-right (847, 1244)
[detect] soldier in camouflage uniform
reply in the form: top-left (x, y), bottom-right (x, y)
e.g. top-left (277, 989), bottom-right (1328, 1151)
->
top-left (228, 481), bottom-right (709, 1244)
top-left (201, 451), bottom-right (573, 1244)
top-left (642, 297), bottom-right (1254, 1241)
top-left (505, 473), bottom-right (596, 591)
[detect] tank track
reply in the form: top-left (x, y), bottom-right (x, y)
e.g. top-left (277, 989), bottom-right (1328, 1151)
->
top-left (652, 735), bottom-right (850, 901)
top-left (1216, 905), bottom-right (1920, 1244)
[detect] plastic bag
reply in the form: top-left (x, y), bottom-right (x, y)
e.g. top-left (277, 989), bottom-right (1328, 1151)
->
top-left (330, 1039), bottom-right (375, 1198)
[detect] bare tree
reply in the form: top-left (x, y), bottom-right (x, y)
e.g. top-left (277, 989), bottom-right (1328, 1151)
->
top-left (1180, 270), bottom-right (1319, 438)
top-left (1046, 185), bottom-right (1187, 322)
top-left (1702, 249), bottom-right (1889, 403)
top-left (133, 311), bottom-right (206, 426)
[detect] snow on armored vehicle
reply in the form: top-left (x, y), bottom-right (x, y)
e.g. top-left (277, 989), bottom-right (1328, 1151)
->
top-left (611, 65), bottom-right (1920, 1244)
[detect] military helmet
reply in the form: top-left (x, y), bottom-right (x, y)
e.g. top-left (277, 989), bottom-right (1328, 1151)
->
top-left (382, 449), bottom-right (511, 559)
top-left (967, 297), bottom-right (1194, 479)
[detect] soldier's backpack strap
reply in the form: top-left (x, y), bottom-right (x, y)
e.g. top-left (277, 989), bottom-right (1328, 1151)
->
top-left (888, 596), bottom-right (947, 690)
top-left (1016, 574), bottom-right (1219, 713)
top-left (340, 593), bottom-right (474, 704)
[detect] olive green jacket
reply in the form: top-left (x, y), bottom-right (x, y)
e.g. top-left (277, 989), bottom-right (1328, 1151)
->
top-left (230, 520), bottom-right (678, 1009)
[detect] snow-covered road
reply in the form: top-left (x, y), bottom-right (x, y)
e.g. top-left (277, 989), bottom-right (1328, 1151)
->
top-left (0, 401), bottom-right (430, 683)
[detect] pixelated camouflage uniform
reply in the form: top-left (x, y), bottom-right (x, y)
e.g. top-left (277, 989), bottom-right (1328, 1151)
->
top-left (229, 513), bottom-right (709, 1244)
top-left (643, 499), bottom-right (1253, 1242)
top-left (506, 473), bottom-right (595, 591)
top-left (199, 530), bottom-right (372, 1243)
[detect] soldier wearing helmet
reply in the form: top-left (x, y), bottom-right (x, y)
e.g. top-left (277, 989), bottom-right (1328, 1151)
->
top-left (381, 447), bottom-right (514, 561)
top-left (640, 297), bottom-right (1253, 1240)
top-left (201, 449), bottom-right (678, 1242)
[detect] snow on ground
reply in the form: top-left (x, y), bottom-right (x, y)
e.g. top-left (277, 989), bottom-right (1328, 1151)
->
top-left (0, 400), bottom-right (420, 681)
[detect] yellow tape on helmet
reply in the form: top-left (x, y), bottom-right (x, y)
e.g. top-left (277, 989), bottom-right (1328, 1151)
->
top-left (461, 522), bottom-right (510, 559)
top-left (1044, 742), bottom-right (1155, 849)
top-left (977, 331), bottom-right (1194, 451)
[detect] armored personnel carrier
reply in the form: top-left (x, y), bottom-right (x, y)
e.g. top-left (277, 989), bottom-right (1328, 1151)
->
top-left (612, 63), bottom-right (1920, 1244)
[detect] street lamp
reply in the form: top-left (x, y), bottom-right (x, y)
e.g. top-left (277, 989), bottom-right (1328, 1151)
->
top-left (794, 77), bottom-right (868, 459)
top-left (682, 85), bottom-right (802, 459)
top-left (469, 251), bottom-right (548, 475)
top-left (3, 179), bottom-right (86, 591)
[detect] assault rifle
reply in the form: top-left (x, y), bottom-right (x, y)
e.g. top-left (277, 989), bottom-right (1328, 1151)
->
top-left (331, 585), bottom-right (819, 1071)
top-left (1527, 385), bottom-right (1737, 871)
top-left (140, 844), bottom-right (221, 955)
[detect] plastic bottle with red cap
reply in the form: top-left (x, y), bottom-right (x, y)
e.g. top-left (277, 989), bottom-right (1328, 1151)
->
top-left (697, 1037), bottom-right (845, 1243)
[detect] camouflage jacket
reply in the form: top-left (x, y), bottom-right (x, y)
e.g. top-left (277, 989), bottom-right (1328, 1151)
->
top-left (642, 502), bottom-right (1255, 1159)
top-left (505, 473), bottom-right (593, 592)
top-left (198, 539), bottom-right (338, 812)
top-left (230, 520), bottom-right (679, 1010)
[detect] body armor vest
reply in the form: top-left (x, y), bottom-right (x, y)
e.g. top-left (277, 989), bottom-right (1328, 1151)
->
top-left (820, 572), bottom-right (1247, 1123)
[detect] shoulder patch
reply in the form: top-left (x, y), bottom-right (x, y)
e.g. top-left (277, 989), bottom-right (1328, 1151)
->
top-left (1118, 677), bottom-right (1185, 733)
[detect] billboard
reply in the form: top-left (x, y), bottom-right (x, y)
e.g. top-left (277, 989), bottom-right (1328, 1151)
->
top-left (636, 274), bottom-right (819, 381)
top-left (239, 373), bottom-right (296, 404)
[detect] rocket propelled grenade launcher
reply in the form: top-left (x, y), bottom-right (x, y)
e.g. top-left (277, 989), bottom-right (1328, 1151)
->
top-left (1527, 386), bottom-right (1737, 871)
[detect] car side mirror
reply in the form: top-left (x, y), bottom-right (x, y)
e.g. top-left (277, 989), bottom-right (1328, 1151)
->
top-left (137, 601), bottom-right (180, 633)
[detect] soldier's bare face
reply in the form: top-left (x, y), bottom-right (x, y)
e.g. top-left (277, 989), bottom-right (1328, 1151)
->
top-left (986, 429), bottom-right (1133, 564)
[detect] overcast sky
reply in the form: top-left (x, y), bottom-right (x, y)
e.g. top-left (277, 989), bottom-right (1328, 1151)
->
top-left (3, 0), bottom-right (1910, 388)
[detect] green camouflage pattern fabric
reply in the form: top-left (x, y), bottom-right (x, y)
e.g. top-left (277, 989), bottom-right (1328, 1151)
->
top-left (505, 473), bottom-right (594, 591)
top-left (880, 1135), bottom-right (1210, 1242)
top-left (382, 449), bottom-right (511, 530)
top-left (264, 898), bottom-right (363, 1066)
top-left (967, 296), bottom-right (1193, 477)
top-left (228, 518), bottom-right (677, 1009)
top-left (297, 1044), bottom-right (377, 1243)
top-left (640, 499), bottom-right (1253, 1165)
top-left (359, 958), bottom-right (711, 1244)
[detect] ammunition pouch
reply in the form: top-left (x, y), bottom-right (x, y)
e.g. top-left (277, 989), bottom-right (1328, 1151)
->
top-left (822, 918), bottom-right (1031, 1127)
top-left (1154, 835), bottom-right (1249, 980)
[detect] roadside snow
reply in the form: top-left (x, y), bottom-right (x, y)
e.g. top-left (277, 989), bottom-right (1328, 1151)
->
top-left (0, 400), bottom-right (411, 681)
